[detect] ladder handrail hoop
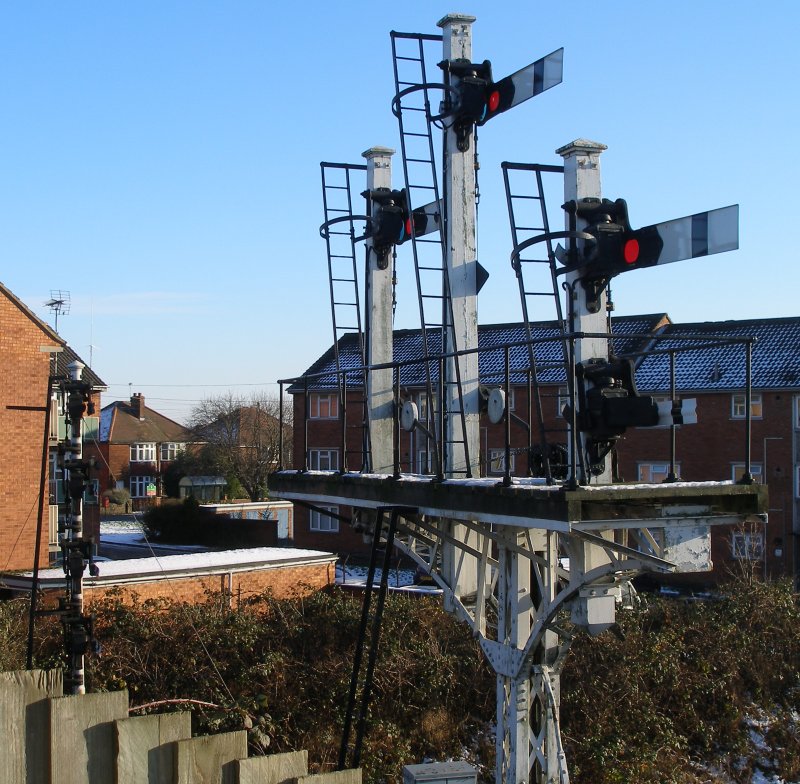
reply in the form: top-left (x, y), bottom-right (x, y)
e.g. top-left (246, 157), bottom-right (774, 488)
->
top-left (509, 230), bottom-right (597, 273)
top-left (319, 214), bottom-right (376, 242)
top-left (391, 82), bottom-right (459, 122)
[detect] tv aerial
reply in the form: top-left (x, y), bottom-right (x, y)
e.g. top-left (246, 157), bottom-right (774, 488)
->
top-left (45, 290), bottom-right (71, 332)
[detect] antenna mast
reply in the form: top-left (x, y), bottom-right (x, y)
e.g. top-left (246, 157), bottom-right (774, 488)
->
top-left (45, 290), bottom-right (71, 333)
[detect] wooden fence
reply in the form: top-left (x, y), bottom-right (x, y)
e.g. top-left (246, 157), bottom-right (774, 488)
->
top-left (0, 669), bottom-right (361, 784)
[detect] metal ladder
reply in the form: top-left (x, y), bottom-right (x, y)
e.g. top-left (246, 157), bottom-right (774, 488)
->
top-left (502, 162), bottom-right (574, 483)
top-left (390, 30), bottom-right (472, 477)
top-left (320, 161), bottom-right (370, 470)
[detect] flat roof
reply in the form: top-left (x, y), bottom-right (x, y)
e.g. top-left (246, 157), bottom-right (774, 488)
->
top-left (1, 547), bottom-right (337, 591)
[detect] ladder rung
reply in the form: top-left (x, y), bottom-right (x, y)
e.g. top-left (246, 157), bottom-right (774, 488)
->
top-left (405, 157), bottom-right (433, 164)
top-left (510, 194), bottom-right (542, 201)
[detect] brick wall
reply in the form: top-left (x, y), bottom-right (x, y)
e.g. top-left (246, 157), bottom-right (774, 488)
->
top-left (83, 562), bottom-right (336, 607)
top-left (618, 390), bottom-right (795, 581)
top-left (0, 293), bottom-right (55, 571)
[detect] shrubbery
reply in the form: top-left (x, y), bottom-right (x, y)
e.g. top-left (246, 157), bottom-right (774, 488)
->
top-left (4, 576), bottom-right (799, 784)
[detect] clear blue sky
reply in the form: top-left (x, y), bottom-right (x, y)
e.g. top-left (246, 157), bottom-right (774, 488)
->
top-left (1, 1), bottom-right (797, 423)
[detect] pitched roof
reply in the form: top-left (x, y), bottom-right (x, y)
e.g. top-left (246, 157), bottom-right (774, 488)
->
top-left (100, 395), bottom-right (190, 444)
top-left (0, 281), bottom-right (63, 344)
top-left (293, 314), bottom-right (670, 391)
top-left (0, 281), bottom-right (107, 390)
top-left (53, 344), bottom-right (107, 390)
top-left (635, 316), bottom-right (800, 392)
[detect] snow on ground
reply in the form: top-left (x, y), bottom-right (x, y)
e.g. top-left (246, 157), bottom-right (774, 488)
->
top-left (336, 563), bottom-right (416, 588)
top-left (100, 515), bottom-right (208, 553)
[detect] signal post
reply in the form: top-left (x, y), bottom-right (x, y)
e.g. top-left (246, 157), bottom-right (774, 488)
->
top-left (363, 146), bottom-right (397, 474)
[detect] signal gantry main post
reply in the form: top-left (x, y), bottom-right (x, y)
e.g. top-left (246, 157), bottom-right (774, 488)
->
top-left (436, 13), bottom-right (486, 616)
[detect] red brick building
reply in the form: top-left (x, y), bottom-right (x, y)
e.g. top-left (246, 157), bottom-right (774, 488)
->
top-left (0, 283), bottom-right (105, 571)
top-left (96, 394), bottom-right (190, 510)
top-left (282, 314), bottom-right (799, 586)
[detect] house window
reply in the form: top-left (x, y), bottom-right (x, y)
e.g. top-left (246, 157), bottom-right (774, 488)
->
top-left (308, 448), bottom-right (339, 471)
top-left (557, 386), bottom-right (570, 418)
top-left (637, 462), bottom-right (676, 483)
top-left (488, 448), bottom-right (515, 475)
top-left (731, 393), bottom-right (762, 419)
top-left (416, 449), bottom-right (435, 474)
top-left (49, 452), bottom-right (64, 504)
top-left (732, 531), bottom-right (764, 560)
top-left (310, 505), bottom-right (339, 533)
top-left (130, 443), bottom-right (156, 462)
top-left (310, 393), bottom-right (339, 419)
top-left (160, 442), bottom-right (185, 461)
top-left (732, 463), bottom-right (763, 484)
top-left (505, 389), bottom-right (516, 412)
top-left (415, 391), bottom-right (436, 423)
top-left (130, 475), bottom-right (155, 498)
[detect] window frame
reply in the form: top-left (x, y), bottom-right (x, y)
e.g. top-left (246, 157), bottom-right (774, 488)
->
top-left (731, 392), bottom-right (763, 420)
top-left (557, 386), bottom-right (570, 418)
top-left (309, 393), bottom-right (339, 420)
top-left (731, 531), bottom-right (764, 560)
top-left (637, 462), bottom-right (677, 484)
top-left (308, 448), bottom-right (339, 472)
top-left (160, 442), bottom-right (185, 461)
top-left (130, 475), bottom-right (155, 498)
top-left (732, 462), bottom-right (763, 484)
top-left (416, 448), bottom-right (435, 474)
top-left (310, 505), bottom-right (340, 533)
top-left (488, 448), bottom-right (515, 476)
top-left (130, 442), bottom-right (156, 462)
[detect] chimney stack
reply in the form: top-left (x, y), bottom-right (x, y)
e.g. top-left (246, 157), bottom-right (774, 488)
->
top-left (131, 393), bottom-right (145, 421)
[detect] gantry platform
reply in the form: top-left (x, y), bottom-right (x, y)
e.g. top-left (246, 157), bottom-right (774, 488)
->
top-left (268, 471), bottom-right (767, 532)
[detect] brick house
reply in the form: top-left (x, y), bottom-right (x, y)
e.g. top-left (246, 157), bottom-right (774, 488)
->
top-left (0, 283), bottom-right (105, 570)
top-left (283, 314), bottom-right (800, 585)
top-left (97, 393), bottom-right (190, 509)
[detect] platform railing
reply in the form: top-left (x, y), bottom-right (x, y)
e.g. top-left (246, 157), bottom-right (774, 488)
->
top-left (276, 331), bottom-right (757, 487)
